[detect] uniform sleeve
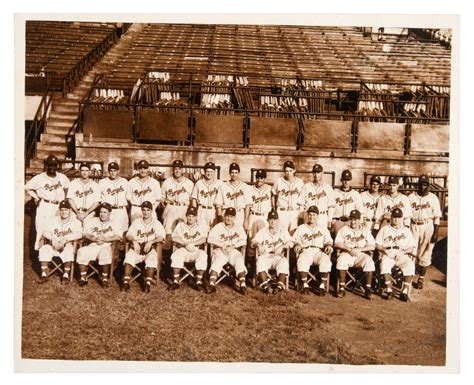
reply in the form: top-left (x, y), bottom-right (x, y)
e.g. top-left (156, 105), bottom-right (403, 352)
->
top-left (126, 180), bottom-right (133, 202)
top-left (91, 181), bottom-right (101, 204)
top-left (355, 192), bottom-right (365, 215)
top-left (191, 182), bottom-right (199, 201)
top-left (83, 219), bottom-right (93, 236)
top-left (297, 184), bottom-right (307, 208)
top-left (60, 174), bottom-right (70, 189)
top-left (334, 227), bottom-right (345, 245)
top-left (153, 179), bottom-right (162, 202)
top-left (282, 230), bottom-right (294, 248)
top-left (375, 227), bottom-right (385, 245)
top-left (25, 174), bottom-right (41, 191)
top-left (327, 186), bottom-right (336, 208)
top-left (66, 180), bottom-right (75, 199)
top-left (153, 220), bottom-right (166, 240)
top-left (207, 224), bottom-right (222, 246)
top-left (432, 194), bottom-right (442, 219)
top-left (405, 229), bottom-right (416, 249)
top-left (171, 222), bottom-right (183, 242)
top-left (234, 227), bottom-right (248, 248)
top-left (112, 221), bottom-right (123, 239)
top-left (214, 185), bottom-right (224, 207)
top-left (244, 183), bottom-right (253, 206)
top-left (374, 196), bottom-right (385, 221)
top-left (42, 220), bottom-right (55, 240)
top-left (271, 180), bottom-right (279, 196)
top-left (402, 195), bottom-right (412, 219)
top-left (251, 229), bottom-right (264, 246)
top-left (125, 220), bottom-right (137, 240)
top-left (66, 219), bottom-right (83, 241)
top-left (292, 226), bottom-right (302, 245)
top-left (322, 228), bottom-right (333, 246)
top-left (364, 228), bottom-right (376, 248)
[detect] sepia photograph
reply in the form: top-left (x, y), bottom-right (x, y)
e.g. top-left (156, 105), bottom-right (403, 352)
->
top-left (15, 10), bottom-right (459, 373)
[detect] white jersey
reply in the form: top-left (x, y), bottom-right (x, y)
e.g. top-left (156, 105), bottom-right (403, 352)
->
top-left (172, 221), bottom-right (209, 246)
top-left (272, 177), bottom-right (304, 210)
top-left (252, 227), bottom-right (293, 254)
top-left (207, 222), bottom-right (247, 249)
top-left (25, 172), bottom-right (70, 202)
top-left (360, 191), bottom-right (381, 221)
top-left (43, 215), bottom-right (82, 243)
top-left (99, 177), bottom-right (129, 207)
top-left (127, 176), bottom-right (162, 208)
top-left (214, 181), bottom-right (252, 210)
top-left (161, 176), bottom-right (194, 205)
top-left (292, 223), bottom-right (333, 249)
top-left (333, 188), bottom-right (364, 219)
top-left (298, 181), bottom-right (335, 213)
top-left (84, 217), bottom-right (122, 240)
top-left (249, 184), bottom-right (273, 215)
top-left (67, 178), bottom-right (100, 210)
top-left (375, 193), bottom-right (412, 222)
top-left (408, 192), bottom-right (442, 224)
top-left (126, 217), bottom-right (166, 243)
top-left (335, 225), bottom-right (375, 249)
top-left (375, 224), bottom-right (416, 250)
top-left (191, 178), bottom-right (222, 208)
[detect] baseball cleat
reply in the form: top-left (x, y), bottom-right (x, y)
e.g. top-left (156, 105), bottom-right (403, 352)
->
top-left (101, 279), bottom-right (109, 289)
top-left (337, 289), bottom-right (345, 298)
top-left (61, 276), bottom-right (69, 285)
top-left (207, 285), bottom-right (216, 294)
top-left (78, 278), bottom-right (88, 287)
top-left (144, 282), bottom-right (151, 293)
top-left (38, 274), bottom-right (48, 284)
top-left (415, 279), bottom-right (424, 290)
top-left (364, 287), bottom-right (373, 300)
top-left (382, 289), bottom-right (392, 300)
top-left (260, 284), bottom-right (272, 294)
top-left (121, 282), bottom-right (130, 292)
top-left (196, 283), bottom-right (204, 292)
top-left (273, 285), bottom-right (284, 295)
top-left (399, 292), bottom-right (409, 302)
top-left (239, 285), bottom-right (248, 295)
top-left (169, 282), bottom-right (180, 290)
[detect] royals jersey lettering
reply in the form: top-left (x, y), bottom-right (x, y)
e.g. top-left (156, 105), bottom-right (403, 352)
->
top-left (208, 222), bottom-right (247, 249)
top-left (408, 192), bottom-right (442, 222)
top-left (43, 216), bottom-right (82, 243)
top-left (191, 178), bottom-right (222, 207)
top-left (25, 172), bottom-right (70, 202)
top-left (375, 224), bottom-right (416, 250)
top-left (67, 179), bottom-right (100, 209)
top-left (127, 176), bottom-right (162, 206)
top-left (292, 224), bottom-right (333, 249)
top-left (127, 217), bottom-right (166, 243)
top-left (375, 193), bottom-right (412, 221)
top-left (298, 182), bottom-right (335, 212)
top-left (272, 177), bottom-right (304, 209)
top-left (84, 217), bottom-right (121, 240)
top-left (172, 221), bottom-right (209, 245)
top-left (99, 177), bottom-right (129, 207)
top-left (333, 189), bottom-right (364, 218)
top-left (252, 227), bottom-right (293, 254)
top-left (215, 181), bottom-right (252, 210)
top-left (360, 191), bottom-right (381, 220)
top-left (335, 225), bottom-right (375, 249)
top-left (161, 176), bottom-right (194, 204)
top-left (250, 184), bottom-right (272, 214)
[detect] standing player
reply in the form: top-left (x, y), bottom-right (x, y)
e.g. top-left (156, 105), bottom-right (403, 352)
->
top-left (375, 208), bottom-right (416, 302)
top-left (191, 161), bottom-right (222, 228)
top-left (298, 163), bottom-right (335, 230)
top-left (374, 176), bottom-right (412, 231)
top-left (214, 163), bottom-right (252, 231)
top-left (248, 169), bottom-right (273, 238)
top-left (99, 161), bottom-right (129, 234)
top-left (334, 209), bottom-right (375, 299)
top-left (127, 160), bottom-right (162, 222)
top-left (272, 160), bottom-right (304, 235)
top-left (207, 207), bottom-right (248, 294)
top-left (360, 175), bottom-right (382, 234)
top-left (251, 210), bottom-right (293, 294)
top-left (408, 175), bottom-right (442, 289)
top-left (332, 169), bottom-right (364, 236)
top-left (25, 154), bottom-right (70, 250)
top-left (169, 206), bottom-right (209, 292)
top-left (37, 200), bottom-right (82, 284)
top-left (76, 202), bottom-right (122, 288)
top-left (67, 162), bottom-right (100, 225)
top-left (122, 201), bottom-right (166, 293)
top-left (292, 206), bottom-right (333, 295)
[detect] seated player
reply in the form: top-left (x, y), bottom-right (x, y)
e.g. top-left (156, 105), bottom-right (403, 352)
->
top-left (334, 209), bottom-right (375, 299)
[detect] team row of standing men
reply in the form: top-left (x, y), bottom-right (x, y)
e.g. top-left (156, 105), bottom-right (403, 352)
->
top-left (25, 155), bottom-right (442, 300)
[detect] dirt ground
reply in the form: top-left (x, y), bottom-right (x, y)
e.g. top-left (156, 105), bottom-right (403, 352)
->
top-left (20, 207), bottom-right (447, 365)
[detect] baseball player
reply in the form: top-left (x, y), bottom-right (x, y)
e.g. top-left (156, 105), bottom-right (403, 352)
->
top-left (67, 162), bottom-right (100, 226)
top-left (161, 160), bottom-right (194, 238)
top-left (207, 207), bottom-right (248, 295)
top-left (190, 161), bottom-right (222, 228)
top-left (375, 208), bottom-right (416, 302)
top-left (334, 209), bottom-right (375, 299)
top-left (298, 163), bottom-right (335, 230)
top-left (374, 176), bottom-right (412, 230)
top-left (214, 162), bottom-right (252, 231)
top-left (251, 210), bottom-right (293, 294)
top-left (332, 169), bottom-right (364, 236)
top-left (360, 175), bottom-right (382, 234)
top-left (408, 175), bottom-right (442, 290)
top-left (99, 161), bottom-right (129, 234)
top-left (127, 160), bottom-right (162, 222)
top-left (248, 169), bottom-right (273, 238)
top-left (122, 201), bottom-right (166, 293)
top-left (76, 202), bottom-right (122, 288)
top-left (292, 206), bottom-right (333, 295)
top-left (271, 160), bottom-right (304, 235)
top-left (37, 200), bottom-right (82, 284)
top-left (169, 206), bottom-right (209, 292)
top-left (25, 154), bottom-right (70, 250)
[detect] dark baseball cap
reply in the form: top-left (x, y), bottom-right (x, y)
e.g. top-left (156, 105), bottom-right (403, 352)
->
top-left (79, 162), bottom-right (91, 170)
top-left (137, 160), bottom-right (149, 169)
top-left (307, 206), bottom-right (319, 214)
top-left (58, 200), bottom-right (71, 209)
top-left (267, 210), bottom-right (279, 220)
top-left (388, 176), bottom-right (399, 184)
top-left (341, 169), bottom-right (352, 181)
top-left (186, 206), bottom-right (198, 216)
top-left (391, 208), bottom-right (403, 218)
top-left (141, 201), bottom-right (153, 210)
top-left (312, 164), bottom-right (323, 173)
top-left (255, 169), bottom-right (267, 179)
top-left (108, 162), bottom-right (119, 170)
top-left (229, 163), bottom-right (240, 172)
top-left (45, 154), bottom-right (59, 165)
top-left (370, 175), bottom-right (381, 184)
top-left (224, 207), bottom-right (236, 216)
top-left (204, 161), bottom-right (216, 170)
top-left (100, 202), bottom-right (113, 212)
top-left (349, 209), bottom-right (361, 219)
top-left (283, 160), bottom-right (295, 170)
top-left (172, 160), bottom-right (184, 168)
top-left (418, 175), bottom-right (430, 185)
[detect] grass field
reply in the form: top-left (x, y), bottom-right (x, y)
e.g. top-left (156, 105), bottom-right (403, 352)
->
top-left (21, 207), bottom-right (447, 365)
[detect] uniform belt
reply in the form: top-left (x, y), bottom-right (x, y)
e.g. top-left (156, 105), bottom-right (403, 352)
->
top-left (318, 210), bottom-right (328, 215)
top-left (225, 207), bottom-right (243, 212)
top-left (386, 246), bottom-right (400, 250)
top-left (168, 202), bottom-right (188, 207)
top-left (278, 207), bottom-right (298, 211)
top-left (111, 205), bottom-right (126, 209)
top-left (334, 216), bottom-right (349, 222)
top-left (306, 246), bottom-right (322, 249)
top-left (200, 205), bottom-right (214, 210)
top-left (412, 219), bottom-right (431, 225)
top-left (77, 208), bottom-right (88, 212)
top-left (131, 204), bottom-right (142, 207)
top-left (42, 199), bottom-right (59, 204)
top-left (365, 218), bottom-right (376, 222)
top-left (250, 211), bottom-right (265, 216)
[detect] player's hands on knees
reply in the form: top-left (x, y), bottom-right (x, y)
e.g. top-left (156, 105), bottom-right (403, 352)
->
top-left (324, 245), bottom-right (333, 255)
top-left (294, 245), bottom-right (302, 254)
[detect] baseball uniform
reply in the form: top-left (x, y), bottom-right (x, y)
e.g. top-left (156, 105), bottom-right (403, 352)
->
top-left (374, 193), bottom-right (412, 229)
top-left (292, 223), bottom-right (333, 273)
top-left (252, 227), bottom-right (293, 276)
top-left (161, 176), bottom-right (194, 233)
top-left (248, 183), bottom-right (273, 238)
top-left (272, 177), bottom-right (304, 234)
top-left (67, 178), bottom-right (100, 224)
top-left (333, 188), bottom-right (364, 235)
top-left (408, 191), bottom-right (442, 267)
top-left (25, 172), bottom-right (70, 250)
top-left (39, 215), bottom-right (82, 263)
top-left (124, 217), bottom-right (166, 269)
top-left (208, 222), bottom-right (247, 275)
top-left (191, 177), bottom-right (222, 228)
top-left (214, 181), bottom-right (252, 228)
top-left (360, 190), bottom-right (381, 231)
top-left (298, 181), bottom-right (335, 229)
top-left (99, 176), bottom-right (129, 233)
top-left (127, 176), bottom-right (162, 221)
top-left (170, 220), bottom-right (209, 271)
top-left (335, 225), bottom-right (375, 272)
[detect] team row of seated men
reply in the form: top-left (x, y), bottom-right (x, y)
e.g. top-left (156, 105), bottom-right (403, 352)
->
top-left (25, 154), bottom-right (443, 300)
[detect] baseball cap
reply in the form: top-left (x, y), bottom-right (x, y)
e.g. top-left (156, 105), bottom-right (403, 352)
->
top-left (172, 160), bottom-right (184, 168)
top-left (224, 207), bottom-right (237, 216)
top-left (45, 154), bottom-right (59, 165)
top-left (204, 161), bottom-right (216, 170)
top-left (391, 208), bottom-right (403, 218)
top-left (186, 206), bottom-right (198, 216)
top-left (267, 211), bottom-right (279, 220)
top-left (100, 202), bottom-right (113, 212)
top-left (370, 175), bottom-right (381, 184)
top-left (255, 169), bottom-right (267, 179)
top-left (141, 201), bottom-right (153, 210)
top-left (349, 209), bottom-right (361, 220)
top-left (79, 162), bottom-right (91, 170)
top-left (137, 160), bottom-right (149, 169)
top-left (418, 175), bottom-right (430, 185)
top-left (283, 160), bottom-right (295, 170)
top-left (312, 164), bottom-right (323, 173)
top-left (108, 162), bottom-right (119, 170)
top-left (229, 163), bottom-right (240, 172)
top-left (58, 200), bottom-right (71, 209)
top-left (341, 169), bottom-right (352, 181)
top-left (388, 176), bottom-right (399, 184)
top-left (307, 206), bottom-right (319, 214)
